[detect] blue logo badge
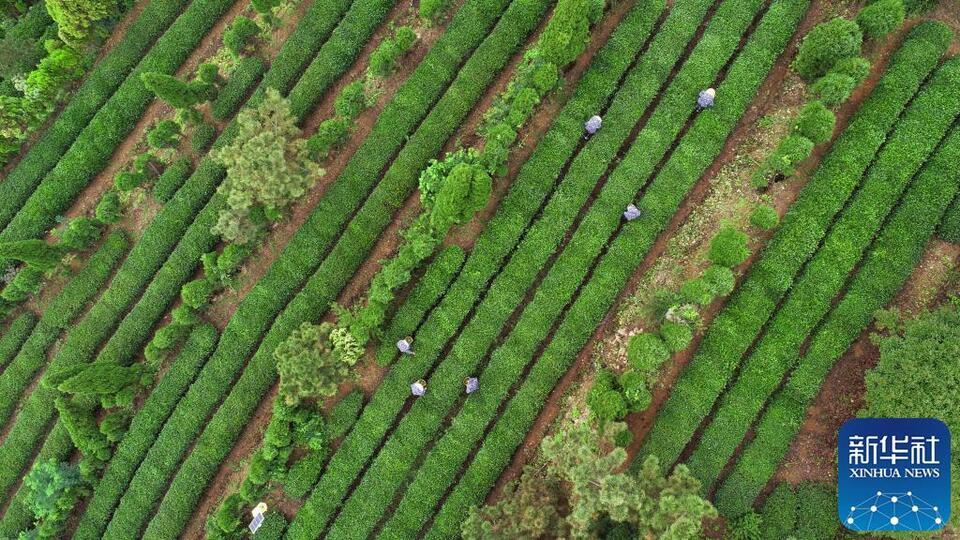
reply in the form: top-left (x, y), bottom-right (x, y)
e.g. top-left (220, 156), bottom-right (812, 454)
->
top-left (838, 418), bottom-right (951, 531)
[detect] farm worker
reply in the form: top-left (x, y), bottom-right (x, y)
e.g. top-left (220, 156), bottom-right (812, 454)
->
top-left (623, 204), bottom-right (642, 221)
top-left (584, 115), bottom-right (602, 138)
top-left (464, 377), bottom-right (479, 394)
top-left (396, 336), bottom-right (414, 355)
top-left (696, 88), bottom-right (716, 112)
top-left (411, 379), bottom-right (427, 396)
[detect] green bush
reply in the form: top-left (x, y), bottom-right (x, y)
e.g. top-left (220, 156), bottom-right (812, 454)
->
top-left (767, 134), bottom-right (814, 176)
top-left (146, 119), bottom-right (181, 149)
top-left (627, 332), bottom-right (670, 373)
top-left (830, 55), bottom-right (871, 83)
top-left (793, 17), bottom-right (862, 80)
top-left (793, 100), bottom-right (834, 143)
top-left (419, 0), bottom-right (448, 20)
top-left (857, 0), bottom-right (905, 40)
top-left (307, 117), bottom-right (351, 159)
top-left (59, 217), bottom-right (101, 251)
top-left (810, 71), bottom-right (856, 106)
top-left (223, 16), bottom-right (260, 56)
top-left (680, 276), bottom-right (714, 305)
top-left (708, 225), bottom-right (750, 268)
top-left (660, 320), bottom-right (692, 353)
top-left (749, 204), bottom-right (779, 230)
top-left (114, 170), bottom-right (147, 192)
top-left (333, 80), bottom-right (368, 120)
top-left (702, 265), bottom-right (735, 297)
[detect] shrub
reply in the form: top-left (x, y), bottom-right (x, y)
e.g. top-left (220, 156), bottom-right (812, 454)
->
top-left (368, 26), bottom-right (417, 78)
top-left (223, 15), bottom-right (260, 55)
top-left (333, 80), bottom-right (369, 120)
top-left (830, 55), bottom-right (871, 83)
top-left (308, 116), bottom-right (351, 159)
top-left (793, 17), bottom-right (863, 80)
top-left (749, 204), bottom-right (779, 230)
top-left (114, 170), bottom-right (147, 191)
top-left (141, 71), bottom-right (215, 109)
top-left (618, 370), bottom-right (651, 411)
top-left (660, 320), bottom-right (692, 353)
top-left (793, 101), bottom-right (835, 143)
top-left (701, 265), bottom-right (735, 297)
top-left (627, 332), bottom-right (669, 373)
top-left (181, 278), bottom-right (216, 309)
top-left (419, 0), bottom-right (447, 21)
top-left (59, 217), bottom-right (101, 251)
top-left (146, 119), bottom-right (181, 149)
top-left (767, 134), bottom-right (814, 176)
top-left (708, 225), bottom-right (750, 268)
top-left (857, 0), bottom-right (905, 40)
top-left (680, 277), bottom-right (714, 305)
top-left (810, 72), bottom-right (857, 106)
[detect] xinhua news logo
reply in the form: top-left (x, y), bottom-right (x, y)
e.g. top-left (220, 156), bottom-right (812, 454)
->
top-left (838, 418), bottom-right (951, 532)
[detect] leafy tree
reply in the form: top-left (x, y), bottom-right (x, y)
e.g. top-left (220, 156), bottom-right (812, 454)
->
top-left (857, 0), bottom-right (905, 40)
top-left (140, 71), bottom-right (215, 110)
top-left (708, 225), bottom-right (750, 268)
top-left (865, 302), bottom-right (960, 527)
top-left (0, 239), bottom-right (62, 270)
top-left (461, 466), bottom-right (566, 540)
top-left (274, 322), bottom-right (359, 405)
top-left (541, 417), bottom-right (716, 538)
top-left (793, 17), bottom-right (862, 80)
top-left (23, 459), bottom-right (86, 538)
top-left (45, 0), bottom-right (112, 44)
top-left (212, 88), bottom-right (321, 243)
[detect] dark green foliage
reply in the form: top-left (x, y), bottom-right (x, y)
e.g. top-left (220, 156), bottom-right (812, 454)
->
top-left (768, 134), bottom-right (815, 176)
top-left (810, 71), bottom-right (856, 106)
top-left (857, 0), bottom-right (905, 40)
top-left (749, 204), bottom-right (779, 230)
top-left (419, 0), bottom-right (448, 20)
top-left (538, 0), bottom-right (591, 66)
top-left (253, 512), bottom-right (287, 540)
top-left (197, 63), bottom-right (220, 85)
top-left (618, 370), bottom-right (651, 411)
top-left (680, 276), bottom-right (714, 305)
top-left (430, 162), bottom-right (492, 230)
top-left (793, 17), bottom-right (862, 80)
top-left (727, 511), bottom-right (763, 540)
top-left (23, 459), bottom-right (86, 538)
top-left (0, 239), bottom-right (61, 270)
top-left (627, 332), bottom-right (669, 373)
top-left (146, 119), bottom-right (181, 149)
top-left (180, 278), bottom-right (216, 310)
top-left (708, 225), bottom-right (750, 268)
top-left (793, 100), bottom-right (835, 143)
top-left (224, 16), bottom-right (260, 56)
top-left (1, 265), bottom-right (43, 302)
top-left (141, 71), bottom-right (215, 109)
top-left (586, 369), bottom-right (628, 422)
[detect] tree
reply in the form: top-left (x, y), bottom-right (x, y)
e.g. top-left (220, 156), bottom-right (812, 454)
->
top-left (857, 0), bottom-right (905, 40)
top-left (540, 417), bottom-right (716, 538)
top-left (792, 17), bottom-right (863, 80)
top-left (45, 0), bottom-right (113, 44)
top-left (708, 225), bottom-right (750, 268)
top-left (23, 459), bottom-right (86, 538)
top-left (140, 71), bottom-right (215, 110)
top-left (274, 322), bottom-right (359, 405)
top-left (223, 15), bottom-right (260, 56)
top-left (0, 239), bottom-right (62, 270)
top-left (865, 302), bottom-right (960, 528)
top-left (212, 88), bottom-right (322, 243)
top-left (461, 466), bottom-right (566, 540)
